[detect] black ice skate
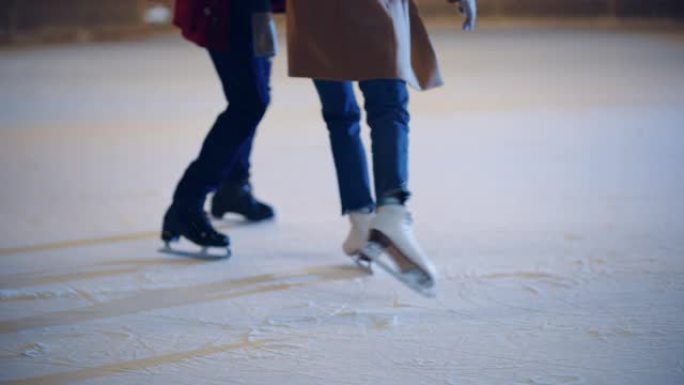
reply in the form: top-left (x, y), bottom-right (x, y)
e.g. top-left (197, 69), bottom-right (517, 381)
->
top-left (210, 182), bottom-right (274, 221)
top-left (161, 205), bottom-right (231, 258)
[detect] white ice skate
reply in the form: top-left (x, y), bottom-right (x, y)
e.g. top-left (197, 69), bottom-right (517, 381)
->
top-left (342, 212), bottom-right (374, 273)
top-left (359, 205), bottom-right (437, 297)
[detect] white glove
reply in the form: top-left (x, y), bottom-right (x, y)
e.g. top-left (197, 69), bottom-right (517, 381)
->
top-left (449, 0), bottom-right (477, 31)
top-left (252, 12), bottom-right (278, 58)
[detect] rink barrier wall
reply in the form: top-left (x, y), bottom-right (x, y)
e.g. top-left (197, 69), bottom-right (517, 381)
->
top-left (1, 0), bottom-right (683, 44)
top-left (0, 0), bottom-right (144, 44)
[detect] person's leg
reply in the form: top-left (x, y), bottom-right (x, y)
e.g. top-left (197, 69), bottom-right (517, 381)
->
top-left (358, 79), bottom-right (411, 204)
top-left (217, 0), bottom-right (273, 187)
top-left (163, 1), bottom-right (270, 247)
top-left (171, 50), bottom-right (270, 212)
top-left (210, 64), bottom-right (274, 222)
top-left (357, 79), bottom-right (436, 293)
top-left (222, 135), bottom-right (254, 184)
top-left (313, 80), bottom-right (374, 214)
top-left (208, 15), bottom-right (275, 222)
top-left (313, 80), bottom-right (375, 258)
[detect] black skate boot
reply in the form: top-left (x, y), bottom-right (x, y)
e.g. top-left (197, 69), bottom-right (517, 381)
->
top-left (161, 205), bottom-right (230, 257)
top-left (210, 182), bottom-right (274, 221)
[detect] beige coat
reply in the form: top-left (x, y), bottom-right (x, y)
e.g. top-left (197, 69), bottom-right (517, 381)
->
top-left (286, 0), bottom-right (443, 91)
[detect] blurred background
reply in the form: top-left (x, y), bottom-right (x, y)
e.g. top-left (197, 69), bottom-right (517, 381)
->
top-left (1, 0), bottom-right (683, 45)
top-left (1, 2), bottom-right (683, 384)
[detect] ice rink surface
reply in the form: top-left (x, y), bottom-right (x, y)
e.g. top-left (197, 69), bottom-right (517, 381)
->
top-left (1, 21), bottom-right (683, 385)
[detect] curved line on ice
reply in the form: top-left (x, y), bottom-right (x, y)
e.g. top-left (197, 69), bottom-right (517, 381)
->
top-left (1, 338), bottom-right (274, 385)
top-left (0, 265), bottom-right (367, 334)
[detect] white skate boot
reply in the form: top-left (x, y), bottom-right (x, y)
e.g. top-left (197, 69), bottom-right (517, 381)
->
top-left (359, 204), bottom-right (437, 297)
top-left (342, 212), bottom-right (374, 272)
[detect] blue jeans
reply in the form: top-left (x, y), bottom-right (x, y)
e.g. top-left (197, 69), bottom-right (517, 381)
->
top-left (173, 1), bottom-right (270, 211)
top-left (314, 79), bottom-right (411, 214)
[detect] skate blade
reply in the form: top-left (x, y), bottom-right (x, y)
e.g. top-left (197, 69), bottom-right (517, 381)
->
top-left (350, 255), bottom-right (373, 275)
top-left (360, 242), bottom-right (436, 298)
top-left (159, 243), bottom-right (231, 260)
top-left (373, 258), bottom-right (436, 298)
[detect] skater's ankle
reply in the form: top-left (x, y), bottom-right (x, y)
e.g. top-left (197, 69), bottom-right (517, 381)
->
top-left (378, 197), bottom-right (403, 207)
top-left (344, 205), bottom-right (374, 215)
top-left (377, 189), bottom-right (410, 207)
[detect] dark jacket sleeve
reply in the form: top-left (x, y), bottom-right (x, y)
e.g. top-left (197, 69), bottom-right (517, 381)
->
top-left (174, 0), bottom-right (284, 50)
top-left (173, 0), bottom-right (231, 50)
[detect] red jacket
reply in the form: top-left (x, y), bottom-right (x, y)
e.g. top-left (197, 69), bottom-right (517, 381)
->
top-left (174, 0), bottom-right (285, 50)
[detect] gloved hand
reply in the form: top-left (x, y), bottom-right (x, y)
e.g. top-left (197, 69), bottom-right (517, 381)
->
top-left (448, 0), bottom-right (477, 31)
